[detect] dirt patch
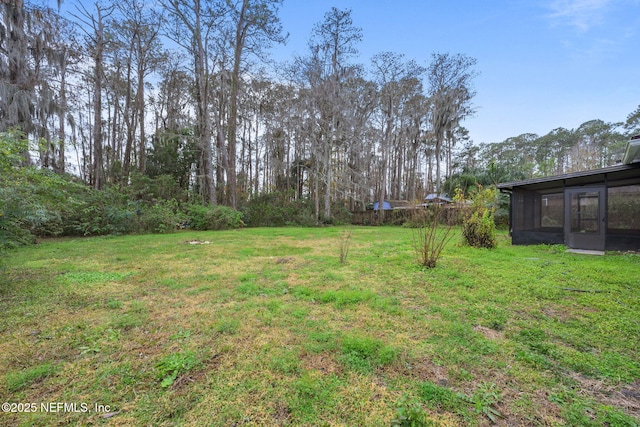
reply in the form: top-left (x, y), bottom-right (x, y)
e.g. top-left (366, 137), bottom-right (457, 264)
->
top-left (400, 357), bottom-right (449, 385)
top-left (572, 374), bottom-right (640, 418)
top-left (541, 306), bottom-right (572, 322)
top-left (473, 325), bottom-right (505, 341)
top-left (272, 402), bottom-right (291, 425)
top-left (171, 354), bottom-right (221, 391)
top-left (301, 352), bottom-right (343, 376)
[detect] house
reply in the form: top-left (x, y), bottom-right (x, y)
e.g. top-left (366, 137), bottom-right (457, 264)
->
top-left (424, 193), bottom-right (452, 205)
top-left (497, 135), bottom-right (640, 252)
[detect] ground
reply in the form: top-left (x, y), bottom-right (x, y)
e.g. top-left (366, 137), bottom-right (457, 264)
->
top-left (0, 226), bottom-right (639, 426)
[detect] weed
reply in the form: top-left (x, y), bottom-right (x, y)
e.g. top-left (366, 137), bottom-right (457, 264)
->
top-left (339, 229), bottom-right (352, 264)
top-left (467, 382), bottom-right (503, 423)
top-left (319, 288), bottom-right (376, 307)
top-left (170, 329), bottom-right (192, 341)
top-left (419, 381), bottom-right (466, 412)
top-left (215, 318), bottom-right (240, 335)
top-left (155, 351), bottom-right (202, 388)
top-left (105, 298), bottom-right (123, 309)
top-left (390, 394), bottom-right (429, 427)
top-left (110, 311), bottom-right (146, 330)
top-left (57, 271), bottom-right (131, 285)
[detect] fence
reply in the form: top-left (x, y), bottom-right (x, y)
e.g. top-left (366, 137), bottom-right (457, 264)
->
top-left (350, 206), bottom-right (466, 226)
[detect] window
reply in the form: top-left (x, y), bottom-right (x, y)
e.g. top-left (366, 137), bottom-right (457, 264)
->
top-left (608, 185), bottom-right (640, 231)
top-left (570, 191), bottom-right (600, 234)
top-left (540, 193), bottom-right (563, 228)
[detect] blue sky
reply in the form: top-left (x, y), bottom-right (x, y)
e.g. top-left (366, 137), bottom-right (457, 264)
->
top-left (270, 0), bottom-right (640, 144)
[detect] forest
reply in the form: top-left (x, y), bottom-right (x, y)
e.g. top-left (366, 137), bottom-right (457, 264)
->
top-left (2, 0), bottom-right (640, 247)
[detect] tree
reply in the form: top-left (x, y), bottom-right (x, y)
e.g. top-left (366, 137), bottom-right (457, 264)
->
top-left (302, 7), bottom-right (363, 221)
top-left (371, 52), bottom-right (424, 220)
top-left (625, 105), bottom-right (640, 137)
top-left (73, 2), bottom-right (116, 190)
top-left (1, 1), bottom-right (71, 169)
top-left (114, 0), bottom-right (165, 176)
top-left (426, 53), bottom-right (478, 190)
top-left (0, 0), bottom-right (30, 135)
top-left (225, 0), bottom-right (286, 208)
top-left (162, 0), bottom-right (221, 204)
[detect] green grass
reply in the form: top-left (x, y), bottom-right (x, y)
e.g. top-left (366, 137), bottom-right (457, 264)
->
top-left (0, 227), bottom-right (639, 426)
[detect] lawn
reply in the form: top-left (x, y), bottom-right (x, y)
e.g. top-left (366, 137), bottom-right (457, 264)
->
top-left (1, 226), bottom-right (639, 426)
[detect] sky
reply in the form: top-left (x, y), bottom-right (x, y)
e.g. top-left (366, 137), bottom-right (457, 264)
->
top-left (268, 0), bottom-right (640, 145)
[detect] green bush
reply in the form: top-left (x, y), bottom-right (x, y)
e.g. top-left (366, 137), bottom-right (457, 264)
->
top-left (242, 192), bottom-right (315, 227)
top-left (462, 210), bottom-right (497, 249)
top-left (62, 186), bottom-right (137, 236)
top-left (460, 186), bottom-right (498, 249)
top-left (139, 199), bottom-right (181, 234)
top-left (187, 204), bottom-right (243, 230)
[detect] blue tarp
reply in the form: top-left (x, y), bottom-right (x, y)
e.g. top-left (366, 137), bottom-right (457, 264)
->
top-left (372, 201), bottom-right (393, 211)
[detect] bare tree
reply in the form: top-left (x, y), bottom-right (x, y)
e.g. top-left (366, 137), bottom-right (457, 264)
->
top-left (115, 0), bottom-right (165, 176)
top-left (225, 0), bottom-right (286, 208)
top-left (427, 53), bottom-right (477, 190)
top-left (371, 52), bottom-right (424, 220)
top-left (73, 2), bottom-right (116, 189)
top-left (162, 0), bottom-right (221, 204)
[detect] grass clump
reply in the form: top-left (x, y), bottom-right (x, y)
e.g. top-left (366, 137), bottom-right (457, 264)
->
top-left (339, 334), bottom-right (398, 372)
top-left (338, 229), bottom-right (352, 264)
top-left (5, 363), bottom-right (57, 392)
top-left (412, 206), bottom-right (455, 268)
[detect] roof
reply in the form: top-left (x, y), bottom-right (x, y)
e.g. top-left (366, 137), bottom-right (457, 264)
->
top-left (425, 193), bottom-right (451, 202)
top-left (497, 163), bottom-right (640, 191)
top-left (623, 134), bottom-right (640, 164)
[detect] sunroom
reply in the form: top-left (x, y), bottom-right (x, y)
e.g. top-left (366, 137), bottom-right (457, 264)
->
top-left (497, 135), bottom-right (640, 252)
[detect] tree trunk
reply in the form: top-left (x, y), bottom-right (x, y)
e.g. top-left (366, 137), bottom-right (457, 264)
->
top-left (56, 51), bottom-right (67, 173)
top-left (93, 7), bottom-right (105, 190)
top-left (137, 57), bottom-right (146, 173)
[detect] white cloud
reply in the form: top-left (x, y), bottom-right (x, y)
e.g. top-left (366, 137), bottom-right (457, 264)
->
top-left (547, 0), bottom-right (613, 31)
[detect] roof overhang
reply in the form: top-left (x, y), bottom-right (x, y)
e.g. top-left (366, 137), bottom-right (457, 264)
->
top-left (497, 163), bottom-right (640, 191)
top-left (623, 135), bottom-right (640, 164)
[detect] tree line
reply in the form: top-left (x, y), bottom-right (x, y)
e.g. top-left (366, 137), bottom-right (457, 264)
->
top-left (2, 1), bottom-right (639, 224)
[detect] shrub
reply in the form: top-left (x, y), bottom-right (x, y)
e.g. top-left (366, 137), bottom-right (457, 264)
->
top-left (459, 185), bottom-right (497, 249)
top-left (462, 210), bottom-right (497, 249)
top-left (412, 206), bottom-right (455, 268)
top-left (139, 199), bottom-right (181, 234)
top-left (187, 204), bottom-right (243, 230)
top-left (242, 192), bottom-right (315, 227)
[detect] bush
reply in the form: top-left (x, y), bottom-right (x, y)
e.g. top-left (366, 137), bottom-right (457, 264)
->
top-left (412, 206), bottom-right (455, 268)
top-left (139, 199), bottom-right (181, 234)
top-left (242, 192), bottom-right (315, 227)
top-left (62, 186), bottom-right (137, 236)
top-left (187, 204), bottom-right (243, 230)
top-left (462, 210), bottom-right (497, 249)
top-left (459, 185), bottom-right (498, 249)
